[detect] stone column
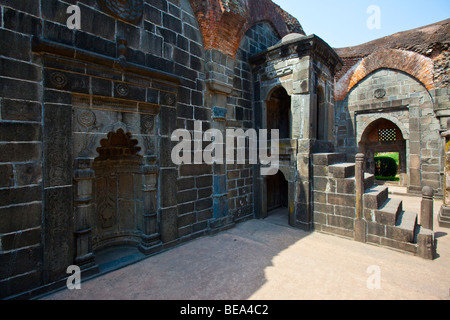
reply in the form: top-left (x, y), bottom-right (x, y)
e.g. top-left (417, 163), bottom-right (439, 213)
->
top-left (418, 187), bottom-right (435, 260)
top-left (421, 186), bottom-right (434, 230)
top-left (73, 158), bottom-right (98, 273)
top-left (139, 165), bottom-right (162, 254)
top-left (354, 153), bottom-right (367, 242)
top-left (208, 101), bottom-right (234, 233)
top-left (204, 49), bottom-right (235, 234)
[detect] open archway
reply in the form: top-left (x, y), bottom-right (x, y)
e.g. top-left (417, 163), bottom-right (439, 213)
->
top-left (359, 118), bottom-right (407, 184)
top-left (266, 86), bottom-right (291, 139)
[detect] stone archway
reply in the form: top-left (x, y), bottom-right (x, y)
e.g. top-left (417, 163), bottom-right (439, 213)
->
top-left (359, 118), bottom-right (407, 185)
top-left (261, 86), bottom-right (294, 223)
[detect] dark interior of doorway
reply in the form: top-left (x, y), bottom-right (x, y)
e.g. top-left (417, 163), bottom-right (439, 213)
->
top-left (266, 170), bottom-right (288, 212)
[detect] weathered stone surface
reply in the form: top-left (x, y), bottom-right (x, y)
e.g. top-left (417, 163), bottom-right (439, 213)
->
top-left (44, 186), bottom-right (74, 283)
top-left (0, 185), bottom-right (41, 207)
top-left (15, 163), bottom-right (42, 186)
top-left (1, 99), bottom-right (42, 122)
top-left (327, 193), bottom-right (356, 207)
top-left (364, 185), bottom-right (389, 209)
top-left (44, 104), bottom-right (72, 187)
top-left (0, 203), bottom-right (42, 234)
top-left (0, 164), bottom-right (14, 188)
top-left (375, 198), bottom-right (403, 225)
top-left (0, 143), bottom-right (41, 163)
top-left (160, 207), bottom-right (178, 243)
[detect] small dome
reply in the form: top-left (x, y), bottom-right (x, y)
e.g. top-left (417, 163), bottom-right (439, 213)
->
top-left (280, 33), bottom-right (306, 44)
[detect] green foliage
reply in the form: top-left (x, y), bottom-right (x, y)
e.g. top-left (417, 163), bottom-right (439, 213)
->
top-left (375, 176), bottom-right (400, 182)
top-left (374, 156), bottom-right (398, 177)
top-left (375, 152), bottom-right (399, 165)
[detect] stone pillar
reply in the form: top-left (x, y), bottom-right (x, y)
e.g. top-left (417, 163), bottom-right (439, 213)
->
top-left (73, 158), bottom-right (98, 273)
top-left (139, 165), bottom-right (162, 254)
top-left (204, 49), bottom-right (235, 234)
top-left (354, 153), bottom-right (367, 242)
top-left (418, 186), bottom-right (435, 260)
top-left (421, 186), bottom-right (434, 230)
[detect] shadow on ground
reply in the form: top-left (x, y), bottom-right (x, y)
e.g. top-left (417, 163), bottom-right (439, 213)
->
top-left (41, 197), bottom-right (450, 300)
top-left (42, 208), bottom-right (310, 300)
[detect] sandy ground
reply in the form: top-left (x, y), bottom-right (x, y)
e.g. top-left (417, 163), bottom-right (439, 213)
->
top-left (41, 194), bottom-right (449, 300)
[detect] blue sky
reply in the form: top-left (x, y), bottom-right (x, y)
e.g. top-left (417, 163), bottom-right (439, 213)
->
top-left (272, 0), bottom-right (450, 48)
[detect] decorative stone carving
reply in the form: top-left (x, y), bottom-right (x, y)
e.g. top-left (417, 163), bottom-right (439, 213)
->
top-left (163, 92), bottom-right (176, 106)
top-left (117, 37), bottom-right (128, 68)
top-left (141, 115), bottom-right (155, 133)
top-left (99, 0), bottom-right (144, 23)
top-left (95, 128), bottom-right (141, 161)
top-left (77, 110), bottom-right (96, 128)
top-left (50, 72), bottom-right (68, 89)
top-left (45, 104), bottom-right (72, 187)
top-left (374, 88), bottom-right (386, 99)
top-left (116, 83), bottom-right (130, 97)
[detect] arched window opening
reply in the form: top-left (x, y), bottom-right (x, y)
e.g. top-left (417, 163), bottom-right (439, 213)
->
top-left (316, 86), bottom-right (327, 141)
top-left (266, 87), bottom-right (291, 139)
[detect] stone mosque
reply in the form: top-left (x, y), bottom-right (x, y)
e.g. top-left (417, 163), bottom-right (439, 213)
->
top-left (0, 0), bottom-right (448, 299)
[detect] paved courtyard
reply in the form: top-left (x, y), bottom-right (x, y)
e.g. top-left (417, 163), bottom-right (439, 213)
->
top-left (41, 194), bottom-right (449, 300)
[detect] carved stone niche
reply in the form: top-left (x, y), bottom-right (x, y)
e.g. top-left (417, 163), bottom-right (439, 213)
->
top-left (91, 128), bottom-right (161, 252)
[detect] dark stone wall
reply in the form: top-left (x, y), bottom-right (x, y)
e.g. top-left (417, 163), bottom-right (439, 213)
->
top-left (0, 0), bottom-right (44, 298)
top-left (0, 0), bottom-right (285, 299)
top-left (0, 0), bottom-right (208, 298)
top-left (227, 22), bottom-right (279, 221)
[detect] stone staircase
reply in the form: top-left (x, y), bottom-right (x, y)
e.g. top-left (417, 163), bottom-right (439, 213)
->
top-left (439, 206), bottom-right (450, 228)
top-left (312, 152), bottom-right (434, 258)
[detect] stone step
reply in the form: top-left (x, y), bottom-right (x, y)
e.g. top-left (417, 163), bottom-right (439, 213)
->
top-left (438, 206), bottom-right (450, 228)
top-left (364, 173), bottom-right (375, 190)
top-left (328, 162), bottom-right (355, 178)
top-left (377, 236), bottom-right (418, 255)
top-left (438, 215), bottom-right (450, 228)
top-left (386, 211), bottom-right (418, 243)
top-left (364, 185), bottom-right (389, 209)
top-left (375, 198), bottom-right (403, 225)
top-left (311, 153), bottom-right (346, 166)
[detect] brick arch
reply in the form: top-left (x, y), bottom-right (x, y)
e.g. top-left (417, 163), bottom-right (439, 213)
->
top-left (189, 0), bottom-right (299, 58)
top-left (335, 49), bottom-right (434, 101)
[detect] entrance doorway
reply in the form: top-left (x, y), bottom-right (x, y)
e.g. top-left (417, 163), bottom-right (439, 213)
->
top-left (264, 86), bottom-right (291, 224)
top-left (359, 118), bottom-right (407, 185)
top-left (265, 170), bottom-right (289, 225)
top-left (266, 170), bottom-right (288, 212)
